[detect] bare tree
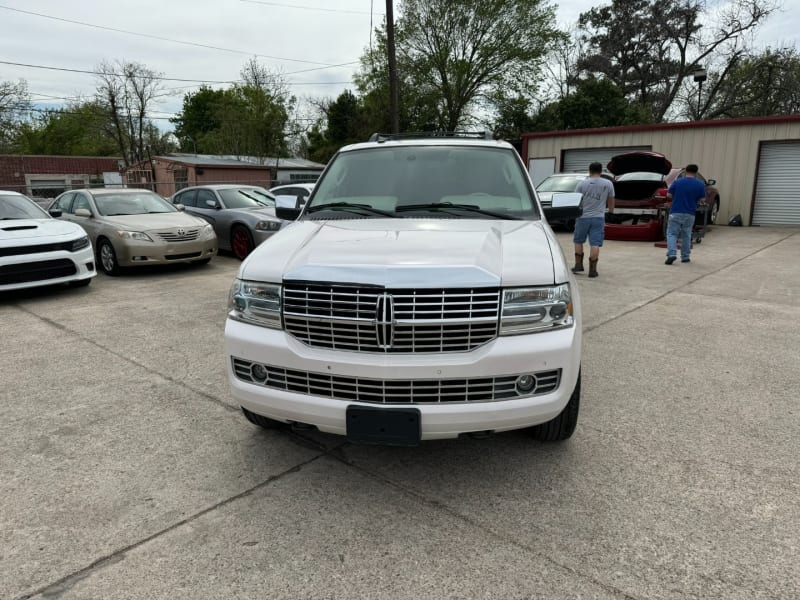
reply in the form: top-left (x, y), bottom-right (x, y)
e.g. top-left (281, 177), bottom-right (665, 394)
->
top-left (95, 60), bottom-right (165, 166)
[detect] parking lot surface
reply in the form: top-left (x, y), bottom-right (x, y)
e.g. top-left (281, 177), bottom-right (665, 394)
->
top-left (2, 226), bottom-right (799, 599)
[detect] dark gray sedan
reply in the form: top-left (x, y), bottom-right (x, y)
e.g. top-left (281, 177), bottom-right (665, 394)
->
top-left (171, 185), bottom-right (283, 260)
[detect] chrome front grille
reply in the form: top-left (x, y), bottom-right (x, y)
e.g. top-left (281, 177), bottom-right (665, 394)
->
top-left (283, 283), bottom-right (500, 353)
top-left (232, 358), bottom-right (561, 404)
top-left (156, 228), bottom-right (200, 242)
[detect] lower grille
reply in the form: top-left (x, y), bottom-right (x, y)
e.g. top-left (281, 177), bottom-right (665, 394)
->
top-left (0, 259), bottom-right (77, 285)
top-left (232, 357), bottom-right (560, 404)
top-left (165, 252), bottom-right (202, 261)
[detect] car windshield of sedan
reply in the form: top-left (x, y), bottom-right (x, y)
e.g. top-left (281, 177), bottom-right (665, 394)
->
top-left (218, 188), bottom-right (275, 209)
top-left (536, 175), bottom-right (584, 192)
top-left (616, 172), bottom-right (664, 181)
top-left (94, 192), bottom-right (177, 216)
top-left (0, 194), bottom-right (48, 220)
top-left (307, 146), bottom-right (539, 219)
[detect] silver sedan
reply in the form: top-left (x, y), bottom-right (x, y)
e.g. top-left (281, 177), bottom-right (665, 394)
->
top-left (171, 185), bottom-right (283, 260)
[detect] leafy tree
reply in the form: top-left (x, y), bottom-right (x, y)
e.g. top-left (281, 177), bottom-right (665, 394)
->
top-left (0, 79), bottom-right (30, 152)
top-left (531, 79), bottom-right (652, 131)
top-left (306, 90), bottom-right (366, 163)
top-left (578, 0), bottom-right (778, 121)
top-left (16, 102), bottom-right (119, 156)
top-left (358, 0), bottom-right (560, 131)
top-left (171, 86), bottom-right (226, 152)
top-left (170, 60), bottom-right (293, 160)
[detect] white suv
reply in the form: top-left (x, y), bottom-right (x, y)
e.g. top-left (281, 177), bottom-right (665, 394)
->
top-left (225, 133), bottom-right (582, 446)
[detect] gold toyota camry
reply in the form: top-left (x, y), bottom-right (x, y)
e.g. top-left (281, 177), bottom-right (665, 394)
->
top-left (49, 188), bottom-right (217, 275)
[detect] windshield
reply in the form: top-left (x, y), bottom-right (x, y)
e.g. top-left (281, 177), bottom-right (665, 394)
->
top-left (94, 192), bottom-right (177, 216)
top-left (616, 172), bottom-right (664, 182)
top-left (218, 187), bottom-right (275, 209)
top-left (536, 175), bottom-right (584, 193)
top-left (0, 194), bottom-right (49, 220)
top-left (307, 146), bottom-right (539, 218)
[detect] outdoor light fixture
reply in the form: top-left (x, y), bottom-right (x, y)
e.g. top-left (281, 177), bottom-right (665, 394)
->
top-left (693, 68), bottom-right (707, 120)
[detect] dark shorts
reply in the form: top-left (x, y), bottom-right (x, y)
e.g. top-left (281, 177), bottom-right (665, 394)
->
top-left (573, 217), bottom-right (605, 247)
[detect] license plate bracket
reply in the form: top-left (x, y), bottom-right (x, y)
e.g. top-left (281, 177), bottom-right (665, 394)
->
top-left (346, 406), bottom-right (421, 447)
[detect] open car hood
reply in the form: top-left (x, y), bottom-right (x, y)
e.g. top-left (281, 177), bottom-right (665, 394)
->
top-left (607, 152), bottom-right (672, 176)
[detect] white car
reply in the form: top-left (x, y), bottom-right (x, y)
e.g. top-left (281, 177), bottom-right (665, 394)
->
top-left (268, 183), bottom-right (315, 208)
top-left (226, 133), bottom-right (583, 446)
top-left (1, 191), bottom-right (95, 291)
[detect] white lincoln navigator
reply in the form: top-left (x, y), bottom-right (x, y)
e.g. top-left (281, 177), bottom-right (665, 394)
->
top-left (225, 133), bottom-right (582, 446)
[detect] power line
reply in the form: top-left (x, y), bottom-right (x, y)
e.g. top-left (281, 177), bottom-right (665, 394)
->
top-left (1, 60), bottom-right (354, 87)
top-left (239, 0), bottom-right (381, 15)
top-left (0, 4), bottom-right (341, 67)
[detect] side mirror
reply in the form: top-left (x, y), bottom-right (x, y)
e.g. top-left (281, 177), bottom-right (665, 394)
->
top-left (545, 192), bottom-right (583, 221)
top-left (206, 199), bottom-right (220, 209)
top-left (175, 203), bottom-right (185, 211)
top-left (707, 179), bottom-right (716, 186)
top-left (74, 208), bottom-right (92, 218)
top-left (275, 195), bottom-right (301, 220)
top-left (49, 208), bottom-right (63, 218)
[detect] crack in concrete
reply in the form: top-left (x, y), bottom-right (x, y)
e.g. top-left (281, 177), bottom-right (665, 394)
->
top-left (15, 453), bottom-right (327, 600)
top-left (582, 230), bottom-right (799, 336)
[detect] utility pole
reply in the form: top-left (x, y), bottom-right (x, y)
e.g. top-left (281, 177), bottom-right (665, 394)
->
top-left (386, 0), bottom-right (400, 133)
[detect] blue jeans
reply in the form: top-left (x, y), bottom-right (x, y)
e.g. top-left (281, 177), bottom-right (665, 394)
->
top-left (666, 212), bottom-right (695, 260)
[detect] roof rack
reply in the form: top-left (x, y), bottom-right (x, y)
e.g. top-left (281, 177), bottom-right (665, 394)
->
top-left (368, 131), bottom-right (495, 142)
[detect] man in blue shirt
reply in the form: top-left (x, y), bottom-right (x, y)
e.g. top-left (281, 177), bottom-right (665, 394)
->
top-left (665, 164), bottom-right (707, 265)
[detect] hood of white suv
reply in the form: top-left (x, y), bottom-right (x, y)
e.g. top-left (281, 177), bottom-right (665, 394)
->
top-left (240, 219), bottom-right (559, 287)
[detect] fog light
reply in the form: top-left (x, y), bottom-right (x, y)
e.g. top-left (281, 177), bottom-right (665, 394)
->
top-left (516, 374), bottom-right (536, 394)
top-left (250, 363), bottom-right (268, 382)
top-left (86, 262), bottom-right (95, 271)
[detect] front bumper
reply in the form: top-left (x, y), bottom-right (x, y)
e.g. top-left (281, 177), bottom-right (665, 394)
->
top-left (225, 319), bottom-right (581, 440)
top-left (114, 238), bottom-right (217, 266)
top-left (0, 246), bottom-right (96, 292)
top-left (253, 229), bottom-right (280, 247)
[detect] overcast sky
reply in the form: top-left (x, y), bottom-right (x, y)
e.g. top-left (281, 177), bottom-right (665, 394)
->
top-left (2, 0), bottom-right (798, 129)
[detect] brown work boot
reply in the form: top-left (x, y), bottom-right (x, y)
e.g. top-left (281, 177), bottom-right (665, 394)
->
top-left (588, 258), bottom-right (599, 278)
top-left (572, 253), bottom-right (584, 273)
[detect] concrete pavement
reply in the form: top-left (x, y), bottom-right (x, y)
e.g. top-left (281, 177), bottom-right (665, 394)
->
top-left (1, 226), bottom-right (798, 599)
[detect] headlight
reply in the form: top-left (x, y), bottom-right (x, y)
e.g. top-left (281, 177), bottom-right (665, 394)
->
top-left (201, 224), bottom-right (216, 239)
top-left (70, 236), bottom-right (90, 251)
top-left (254, 220), bottom-right (281, 232)
top-left (500, 284), bottom-right (574, 335)
top-left (116, 230), bottom-right (153, 242)
top-left (228, 279), bottom-right (282, 329)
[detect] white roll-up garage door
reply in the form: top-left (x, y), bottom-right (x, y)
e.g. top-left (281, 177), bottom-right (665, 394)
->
top-left (752, 141), bottom-right (800, 225)
top-left (562, 146), bottom-right (651, 173)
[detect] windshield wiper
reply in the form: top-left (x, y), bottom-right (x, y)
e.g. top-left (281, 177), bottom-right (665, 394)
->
top-left (395, 202), bottom-right (522, 220)
top-left (305, 202), bottom-right (396, 217)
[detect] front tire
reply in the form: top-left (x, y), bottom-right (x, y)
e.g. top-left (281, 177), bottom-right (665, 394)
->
top-left (242, 407), bottom-right (284, 429)
top-left (710, 199), bottom-right (720, 224)
top-left (98, 239), bottom-right (121, 276)
top-left (231, 226), bottom-right (254, 261)
top-left (528, 372), bottom-right (580, 441)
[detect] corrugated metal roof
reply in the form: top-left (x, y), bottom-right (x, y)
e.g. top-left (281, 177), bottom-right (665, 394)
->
top-left (162, 154), bottom-right (325, 169)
